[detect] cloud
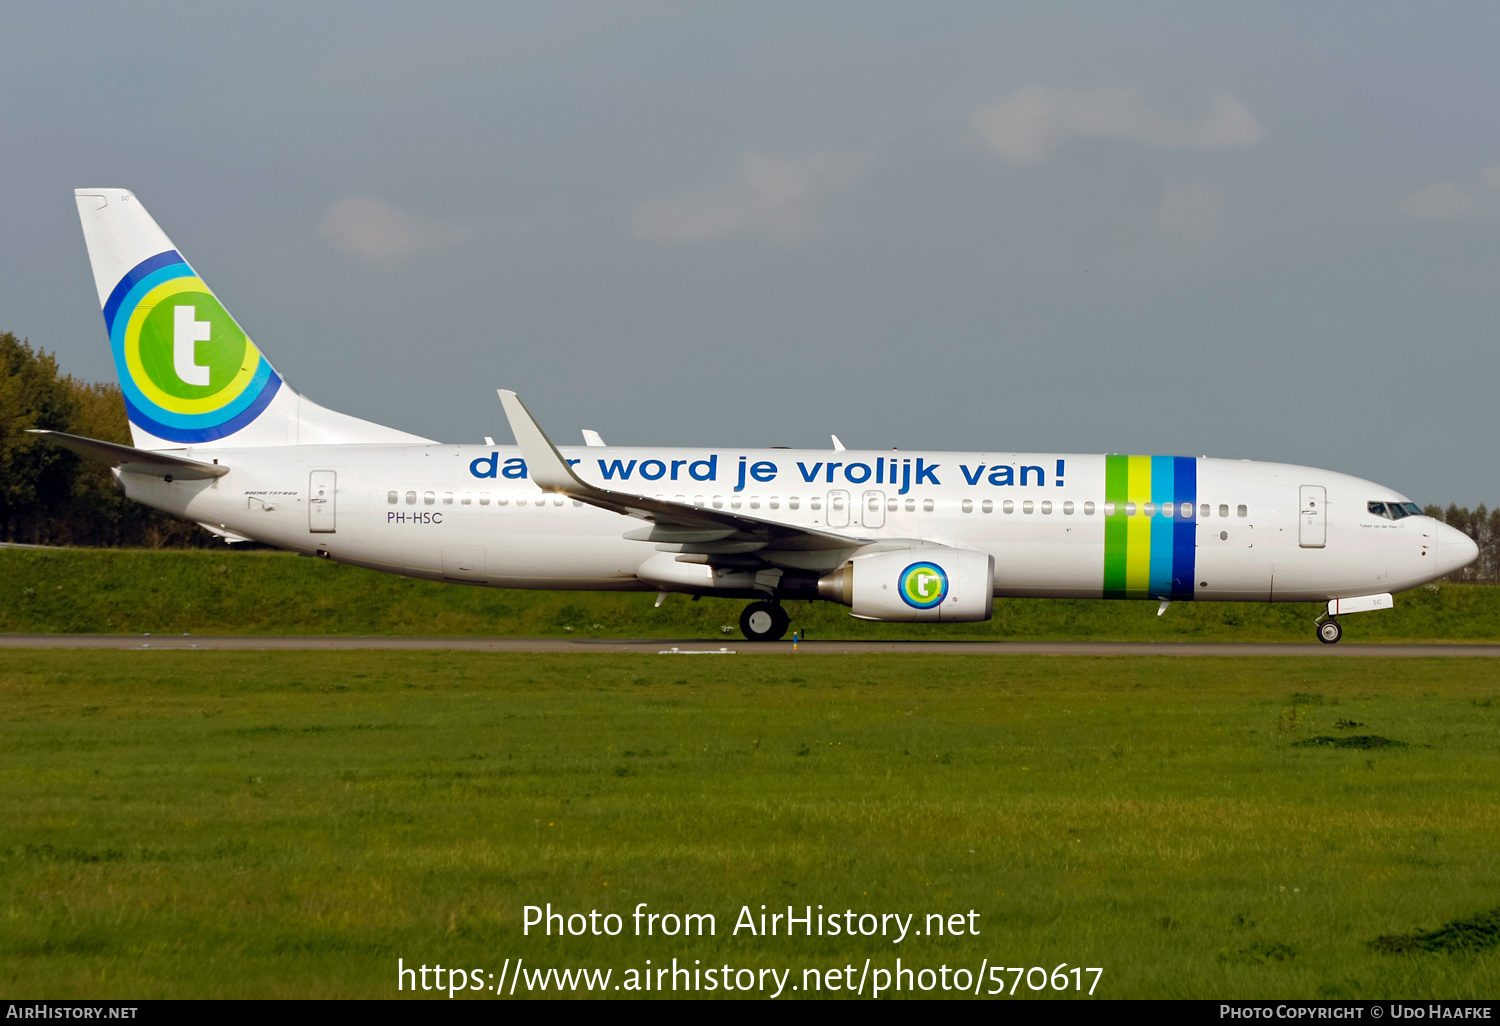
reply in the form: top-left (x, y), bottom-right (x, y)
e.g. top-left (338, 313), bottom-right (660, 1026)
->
top-left (971, 86), bottom-right (1263, 163)
top-left (1157, 180), bottom-right (1227, 240)
top-left (632, 149), bottom-right (874, 244)
top-left (1398, 166), bottom-right (1500, 222)
top-left (320, 196), bottom-right (472, 260)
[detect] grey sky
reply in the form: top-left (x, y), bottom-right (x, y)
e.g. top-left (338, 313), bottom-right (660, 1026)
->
top-left (3, 3), bottom-right (1497, 505)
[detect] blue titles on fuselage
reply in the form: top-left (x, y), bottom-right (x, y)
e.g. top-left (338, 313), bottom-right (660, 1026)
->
top-left (467, 452), bottom-right (1067, 493)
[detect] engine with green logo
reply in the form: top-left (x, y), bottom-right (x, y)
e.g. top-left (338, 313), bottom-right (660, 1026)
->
top-left (816, 548), bottom-right (994, 622)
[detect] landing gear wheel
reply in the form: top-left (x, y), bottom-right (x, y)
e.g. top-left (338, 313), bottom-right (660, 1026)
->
top-left (1317, 619), bottom-right (1343, 645)
top-left (740, 601), bottom-right (790, 642)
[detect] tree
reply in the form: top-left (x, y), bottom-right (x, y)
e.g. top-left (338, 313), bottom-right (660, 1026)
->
top-left (0, 331), bottom-right (215, 547)
top-left (0, 333), bottom-right (76, 542)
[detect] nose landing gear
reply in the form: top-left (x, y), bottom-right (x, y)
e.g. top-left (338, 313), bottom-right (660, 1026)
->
top-left (740, 601), bottom-right (790, 642)
top-left (1316, 618), bottom-right (1343, 644)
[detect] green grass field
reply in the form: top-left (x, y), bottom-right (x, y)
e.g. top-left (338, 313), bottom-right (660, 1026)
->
top-left (3, 650), bottom-right (1498, 998)
top-left (2, 547), bottom-right (1497, 641)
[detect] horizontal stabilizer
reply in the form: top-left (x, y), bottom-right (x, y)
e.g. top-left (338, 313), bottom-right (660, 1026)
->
top-left (28, 430), bottom-right (229, 480)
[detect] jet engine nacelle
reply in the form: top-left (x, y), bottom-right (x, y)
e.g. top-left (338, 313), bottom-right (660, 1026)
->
top-left (817, 547), bottom-right (994, 622)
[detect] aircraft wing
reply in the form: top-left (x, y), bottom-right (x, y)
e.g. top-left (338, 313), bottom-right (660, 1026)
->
top-left (498, 390), bottom-right (865, 553)
top-left (27, 430), bottom-right (229, 480)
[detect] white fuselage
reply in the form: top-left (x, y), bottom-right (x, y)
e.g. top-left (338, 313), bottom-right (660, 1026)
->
top-left (124, 443), bottom-right (1467, 604)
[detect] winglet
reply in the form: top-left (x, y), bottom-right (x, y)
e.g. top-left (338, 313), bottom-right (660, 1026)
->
top-left (582, 429), bottom-right (606, 447)
top-left (497, 390), bottom-right (591, 494)
top-left (831, 434), bottom-right (846, 452)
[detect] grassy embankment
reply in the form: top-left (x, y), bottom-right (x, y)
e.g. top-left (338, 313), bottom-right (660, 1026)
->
top-left (2, 651), bottom-right (1498, 998)
top-left (2, 547), bottom-right (1496, 641)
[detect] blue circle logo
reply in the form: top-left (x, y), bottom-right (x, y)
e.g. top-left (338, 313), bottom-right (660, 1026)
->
top-left (104, 250), bottom-right (281, 443)
top-left (899, 561), bottom-right (948, 609)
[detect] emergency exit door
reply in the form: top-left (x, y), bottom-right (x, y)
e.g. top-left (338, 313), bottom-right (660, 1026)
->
top-left (1299, 485), bottom-right (1325, 548)
top-left (309, 471), bottom-right (337, 533)
top-left (826, 490), bottom-right (850, 528)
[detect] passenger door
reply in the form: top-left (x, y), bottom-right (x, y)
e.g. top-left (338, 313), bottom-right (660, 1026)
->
top-left (308, 471), bottom-right (336, 533)
top-left (1299, 485), bottom-right (1326, 548)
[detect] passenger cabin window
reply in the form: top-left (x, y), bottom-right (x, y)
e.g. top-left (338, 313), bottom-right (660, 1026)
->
top-left (962, 499), bottom-right (973, 513)
top-left (1201, 503), bottom-right (1210, 518)
top-left (789, 497), bottom-right (799, 510)
top-left (1023, 500), bottom-right (1034, 514)
top-left (886, 498), bottom-right (897, 512)
top-left (905, 499), bottom-right (916, 512)
top-left (1181, 502), bottom-right (1192, 518)
top-left (405, 491), bottom-right (416, 505)
top-left (982, 499), bottom-right (993, 514)
top-left (1162, 502), bottom-right (1174, 517)
top-left (1125, 502), bottom-right (1136, 516)
top-left (1063, 501), bottom-right (1074, 515)
top-left (1144, 502), bottom-right (1156, 517)
top-left (713, 496), bottom-right (724, 508)
top-left (769, 497), bottom-right (780, 509)
top-left (443, 492), bottom-right (453, 505)
top-left (461, 492), bottom-right (472, 505)
top-left (922, 499), bottom-right (935, 512)
top-left (1084, 501), bottom-right (1095, 516)
top-left (423, 491), bottom-right (435, 505)
top-left (1040, 501), bottom-right (1052, 514)
top-left (750, 498), bottom-right (761, 509)
top-left (1103, 502), bottom-right (1115, 516)
top-left (479, 492), bottom-right (490, 506)
top-left (387, 491), bottom-right (398, 504)
top-left (1218, 504), bottom-right (1229, 518)
top-left (1237, 504), bottom-right (1248, 518)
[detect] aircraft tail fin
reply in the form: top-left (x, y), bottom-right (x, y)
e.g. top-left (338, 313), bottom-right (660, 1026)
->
top-left (74, 189), bottom-right (432, 450)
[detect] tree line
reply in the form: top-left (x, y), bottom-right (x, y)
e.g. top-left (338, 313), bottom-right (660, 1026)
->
top-left (1, 332), bottom-right (214, 548)
top-left (2, 329), bottom-right (1498, 578)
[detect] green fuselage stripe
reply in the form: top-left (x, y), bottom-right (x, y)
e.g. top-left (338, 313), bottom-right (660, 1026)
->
top-left (1103, 455), bottom-right (1129, 597)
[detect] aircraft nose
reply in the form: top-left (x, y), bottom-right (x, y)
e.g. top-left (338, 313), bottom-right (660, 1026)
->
top-left (1433, 522), bottom-right (1479, 578)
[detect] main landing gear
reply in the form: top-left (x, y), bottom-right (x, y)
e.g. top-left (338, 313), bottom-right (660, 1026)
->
top-left (1316, 618), bottom-right (1343, 645)
top-left (740, 601), bottom-right (790, 642)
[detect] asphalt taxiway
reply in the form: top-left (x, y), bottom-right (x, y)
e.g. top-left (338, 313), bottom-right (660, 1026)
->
top-left (1, 635), bottom-right (1496, 656)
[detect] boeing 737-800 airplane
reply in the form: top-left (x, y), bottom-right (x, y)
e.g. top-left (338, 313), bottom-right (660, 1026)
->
top-left (36, 189), bottom-right (1478, 642)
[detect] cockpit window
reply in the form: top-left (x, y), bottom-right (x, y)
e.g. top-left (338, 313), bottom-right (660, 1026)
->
top-left (1369, 501), bottom-right (1421, 521)
top-left (1368, 502), bottom-right (1388, 519)
top-left (1402, 502), bottom-right (1422, 516)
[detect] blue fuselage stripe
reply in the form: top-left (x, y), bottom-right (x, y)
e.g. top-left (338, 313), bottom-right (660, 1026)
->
top-left (1172, 456), bottom-right (1197, 598)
